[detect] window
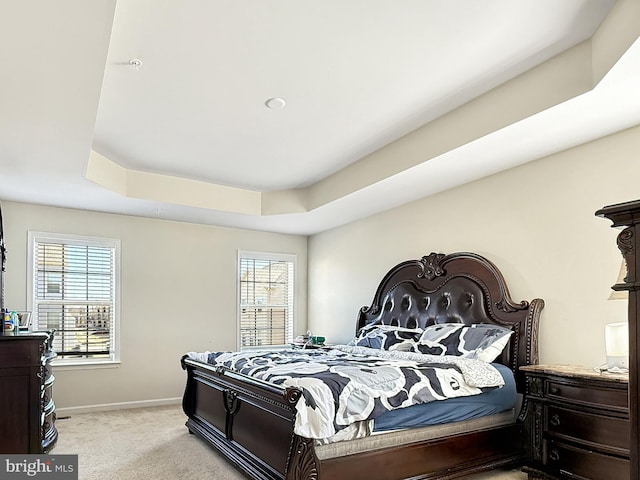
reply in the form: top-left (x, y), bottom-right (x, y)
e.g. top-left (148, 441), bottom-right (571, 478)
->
top-left (28, 232), bottom-right (120, 365)
top-left (238, 251), bottom-right (295, 349)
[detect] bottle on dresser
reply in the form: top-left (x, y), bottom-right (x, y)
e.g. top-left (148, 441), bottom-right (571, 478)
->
top-left (3, 308), bottom-right (17, 332)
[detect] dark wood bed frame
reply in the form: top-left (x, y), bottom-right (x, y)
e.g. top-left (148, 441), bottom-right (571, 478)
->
top-left (181, 251), bottom-right (544, 479)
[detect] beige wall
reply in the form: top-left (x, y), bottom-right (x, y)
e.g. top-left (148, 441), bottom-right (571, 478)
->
top-left (3, 124), bottom-right (638, 412)
top-left (307, 125), bottom-right (640, 369)
top-left (2, 203), bottom-right (307, 412)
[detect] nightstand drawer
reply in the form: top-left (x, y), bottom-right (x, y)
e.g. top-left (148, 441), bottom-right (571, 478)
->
top-left (546, 380), bottom-right (627, 410)
top-left (546, 405), bottom-right (629, 454)
top-left (545, 440), bottom-right (629, 480)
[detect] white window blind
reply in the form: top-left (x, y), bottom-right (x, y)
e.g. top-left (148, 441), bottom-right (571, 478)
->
top-left (238, 252), bottom-right (295, 349)
top-left (29, 232), bottom-right (119, 364)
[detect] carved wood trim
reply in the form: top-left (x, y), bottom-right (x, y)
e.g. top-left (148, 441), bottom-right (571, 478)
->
top-left (286, 436), bottom-right (319, 480)
top-left (418, 252), bottom-right (446, 280)
top-left (619, 227), bottom-right (636, 284)
top-left (531, 402), bottom-right (543, 463)
top-left (223, 388), bottom-right (241, 441)
top-left (526, 298), bottom-right (544, 366)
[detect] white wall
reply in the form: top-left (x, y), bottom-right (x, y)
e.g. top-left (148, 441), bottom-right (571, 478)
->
top-left (2, 203), bottom-right (307, 412)
top-left (307, 125), bottom-right (640, 369)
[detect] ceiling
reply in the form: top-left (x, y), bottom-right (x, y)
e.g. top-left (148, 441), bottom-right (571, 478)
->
top-left (2, 0), bottom-right (640, 235)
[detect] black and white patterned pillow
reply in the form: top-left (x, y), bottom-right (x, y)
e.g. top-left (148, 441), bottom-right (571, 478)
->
top-left (411, 323), bottom-right (513, 362)
top-left (350, 324), bottom-right (423, 351)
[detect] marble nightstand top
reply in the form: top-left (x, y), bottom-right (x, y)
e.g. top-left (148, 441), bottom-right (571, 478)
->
top-left (521, 364), bottom-right (628, 383)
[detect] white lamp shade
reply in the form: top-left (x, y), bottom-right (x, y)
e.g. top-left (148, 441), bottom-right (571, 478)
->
top-left (605, 322), bottom-right (629, 369)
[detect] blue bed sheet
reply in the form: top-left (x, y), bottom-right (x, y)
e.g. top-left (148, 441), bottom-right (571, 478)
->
top-left (373, 363), bottom-right (517, 431)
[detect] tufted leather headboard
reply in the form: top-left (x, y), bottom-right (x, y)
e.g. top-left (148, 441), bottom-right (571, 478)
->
top-left (357, 252), bottom-right (544, 392)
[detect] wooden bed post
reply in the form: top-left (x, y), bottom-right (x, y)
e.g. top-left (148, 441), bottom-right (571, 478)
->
top-left (596, 199), bottom-right (640, 480)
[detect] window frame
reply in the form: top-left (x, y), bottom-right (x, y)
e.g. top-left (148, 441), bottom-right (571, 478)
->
top-left (27, 231), bottom-right (121, 367)
top-left (237, 250), bottom-right (296, 350)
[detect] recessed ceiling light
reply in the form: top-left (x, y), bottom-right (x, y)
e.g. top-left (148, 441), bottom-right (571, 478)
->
top-left (129, 58), bottom-right (143, 71)
top-left (265, 97), bottom-right (286, 110)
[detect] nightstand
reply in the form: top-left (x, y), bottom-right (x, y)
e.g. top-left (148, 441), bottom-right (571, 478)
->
top-left (521, 365), bottom-right (629, 480)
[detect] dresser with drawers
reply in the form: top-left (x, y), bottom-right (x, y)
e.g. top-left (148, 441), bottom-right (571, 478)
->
top-left (521, 364), bottom-right (629, 480)
top-left (0, 330), bottom-right (57, 453)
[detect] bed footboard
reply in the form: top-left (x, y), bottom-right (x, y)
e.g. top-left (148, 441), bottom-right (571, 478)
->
top-left (181, 355), bottom-right (319, 480)
top-left (182, 355), bottom-right (525, 480)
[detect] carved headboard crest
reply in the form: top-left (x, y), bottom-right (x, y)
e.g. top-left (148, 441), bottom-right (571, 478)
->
top-left (417, 253), bottom-right (446, 280)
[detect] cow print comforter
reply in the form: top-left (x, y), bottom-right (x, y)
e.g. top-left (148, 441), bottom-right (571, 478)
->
top-left (189, 345), bottom-right (505, 440)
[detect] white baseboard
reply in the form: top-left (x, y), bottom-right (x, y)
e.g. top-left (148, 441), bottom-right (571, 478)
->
top-left (56, 397), bottom-right (182, 417)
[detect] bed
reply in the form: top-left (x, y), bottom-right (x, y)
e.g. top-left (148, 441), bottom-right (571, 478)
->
top-left (181, 251), bottom-right (544, 479)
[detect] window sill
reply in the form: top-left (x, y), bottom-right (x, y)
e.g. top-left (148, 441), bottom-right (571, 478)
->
top-left (52, 360), bottom-right (121, 371)
top-left (241, 344), bottom-right (290, 351)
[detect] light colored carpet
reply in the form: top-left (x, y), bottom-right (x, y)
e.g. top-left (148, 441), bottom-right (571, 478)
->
top-left (54, 404), bottom-right (527, 480)
top-left (55, 405), bottom-right (245, 480)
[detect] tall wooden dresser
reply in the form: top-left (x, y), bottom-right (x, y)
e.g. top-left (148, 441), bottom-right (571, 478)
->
top-left (597, 199), bottom-right (640, 480)
top-left (0, 330), bottom-right (58, 453)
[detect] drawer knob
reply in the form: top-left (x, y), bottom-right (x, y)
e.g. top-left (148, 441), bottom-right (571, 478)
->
top-left (549, 386), bottom-right (561, 395)
top-left (549, 449), bottom-right (560, 462)
top-left (550, 414), bottom-right (561, 427)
